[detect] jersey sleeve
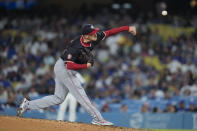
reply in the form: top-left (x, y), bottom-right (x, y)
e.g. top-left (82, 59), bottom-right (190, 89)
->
top-left (94, 26), bottom-right (130, 43)
top-left (103, 26), bottom-right (129, 39)
top-left (66, 61), bottom-right (87, 70)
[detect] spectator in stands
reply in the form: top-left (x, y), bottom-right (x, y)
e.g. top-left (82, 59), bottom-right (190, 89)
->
top-left (132, 67), bottom-right (147, 90)
top-left (177, 100), bottom-right (186, 112)
top-left (22, 69), bottom-right (34, 86)
top-left (164, 102), bottom-right (178, 113)
top-left (148, 90), bottom-right (156, 100)
top-left (187, 103), bottom-right (197, 112)
top-left (3, 91), bottom-right (17, 108)
top-left (110, 89), bottom-right (122, 103)
top-left (120, 104), bottom-right (128, 113)
top-left (164, 91), bottom-right (171, 100)
top-left (149, 28), bottom-right (162, 45)
top-left (163, 103), bottom-right (172, 112)
top-left (101, 103), bottom-right (111, 112)
top-left (0, 104), bottom-right (3, 111)
top-left (28, 87), bottom-right (39, 98)
top-left (180, 83), bottom-right (192, 96)
top-left (169, 105), bottom-right (178, 113)
top-left (0, 75), bottom-right (12, 89)
top-left (86, 81), bottom-right (97, 99)
top-left (155, 89), bottom-right (165, 99)
top-left (15, 78), bottom-right (30, 91)
top-left (141, 103), bottom-right (150, 113)
top-left (190, 80), bottom-right (197, 96)
top-left (35, 61), bottom-right (49, 77)
top-left (130, 89), bottom-right (141, 99)
top-left (144, 76), bottom-right (157, 92)
top-left (0, 85), bottom-right (7, 103)
top-left (123, 84), bottom-right (132, 99)
top-left (152, 107), bottom-right (161, 113)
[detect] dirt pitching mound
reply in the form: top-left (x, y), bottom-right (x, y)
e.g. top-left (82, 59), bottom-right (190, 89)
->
top-left (0, 116), bottom-right (151, 131)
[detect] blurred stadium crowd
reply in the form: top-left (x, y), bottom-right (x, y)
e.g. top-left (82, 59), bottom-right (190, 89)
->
top-left (0, 10), bottom-right (197, 114)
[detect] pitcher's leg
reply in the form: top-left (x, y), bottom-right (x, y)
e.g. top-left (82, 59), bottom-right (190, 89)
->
top-left (28, 78), bottom-right (68, 110)
top-left (63, 70), bottom-right (103, 121)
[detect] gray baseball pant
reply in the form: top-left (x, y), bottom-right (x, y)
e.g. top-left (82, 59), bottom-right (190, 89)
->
top-left (27, 58), bottom-right (103, 121)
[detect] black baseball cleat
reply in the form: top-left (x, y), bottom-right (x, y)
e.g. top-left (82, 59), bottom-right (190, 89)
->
top-left (17, 98), bottom-right (29, 117)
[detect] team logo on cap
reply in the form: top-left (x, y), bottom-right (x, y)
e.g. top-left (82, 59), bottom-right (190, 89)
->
top-left (91, 25), bottom-right (94, 29)
top-left (67, 54), bottom-right (72, 59)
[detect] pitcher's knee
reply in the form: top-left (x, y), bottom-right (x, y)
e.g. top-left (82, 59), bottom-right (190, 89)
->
top-left (54, 95), bottom-right (65, 104)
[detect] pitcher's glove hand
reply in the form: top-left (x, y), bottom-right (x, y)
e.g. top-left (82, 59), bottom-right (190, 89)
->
top-left (87, 53), bottom-right (94, 66)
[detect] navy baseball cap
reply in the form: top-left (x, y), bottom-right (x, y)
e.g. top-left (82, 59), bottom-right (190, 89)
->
top-left (179, 100), bottom-right (185, 104)
top-left (81, 24), bottom-right (99, 35)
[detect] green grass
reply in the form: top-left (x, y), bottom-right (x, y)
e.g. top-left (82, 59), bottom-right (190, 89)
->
top-left (155, 129), bottom-right (197, 131)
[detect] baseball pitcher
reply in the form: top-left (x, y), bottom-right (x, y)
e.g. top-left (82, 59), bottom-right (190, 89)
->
top-left (17, 24), bottom-right (136, 125)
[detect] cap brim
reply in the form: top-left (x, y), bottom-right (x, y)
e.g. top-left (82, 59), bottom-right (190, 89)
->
top-left (88, 28), bottom-right (99, 35)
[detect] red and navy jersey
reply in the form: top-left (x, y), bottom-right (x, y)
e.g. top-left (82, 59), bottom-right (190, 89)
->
top-left (60, 26), bottom-right (130, 70)
top-left (60, 30), bottom-right (105, 63)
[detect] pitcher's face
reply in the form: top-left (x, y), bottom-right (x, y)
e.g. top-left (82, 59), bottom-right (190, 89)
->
top-left (84, 34), bottom-right (97, 42)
